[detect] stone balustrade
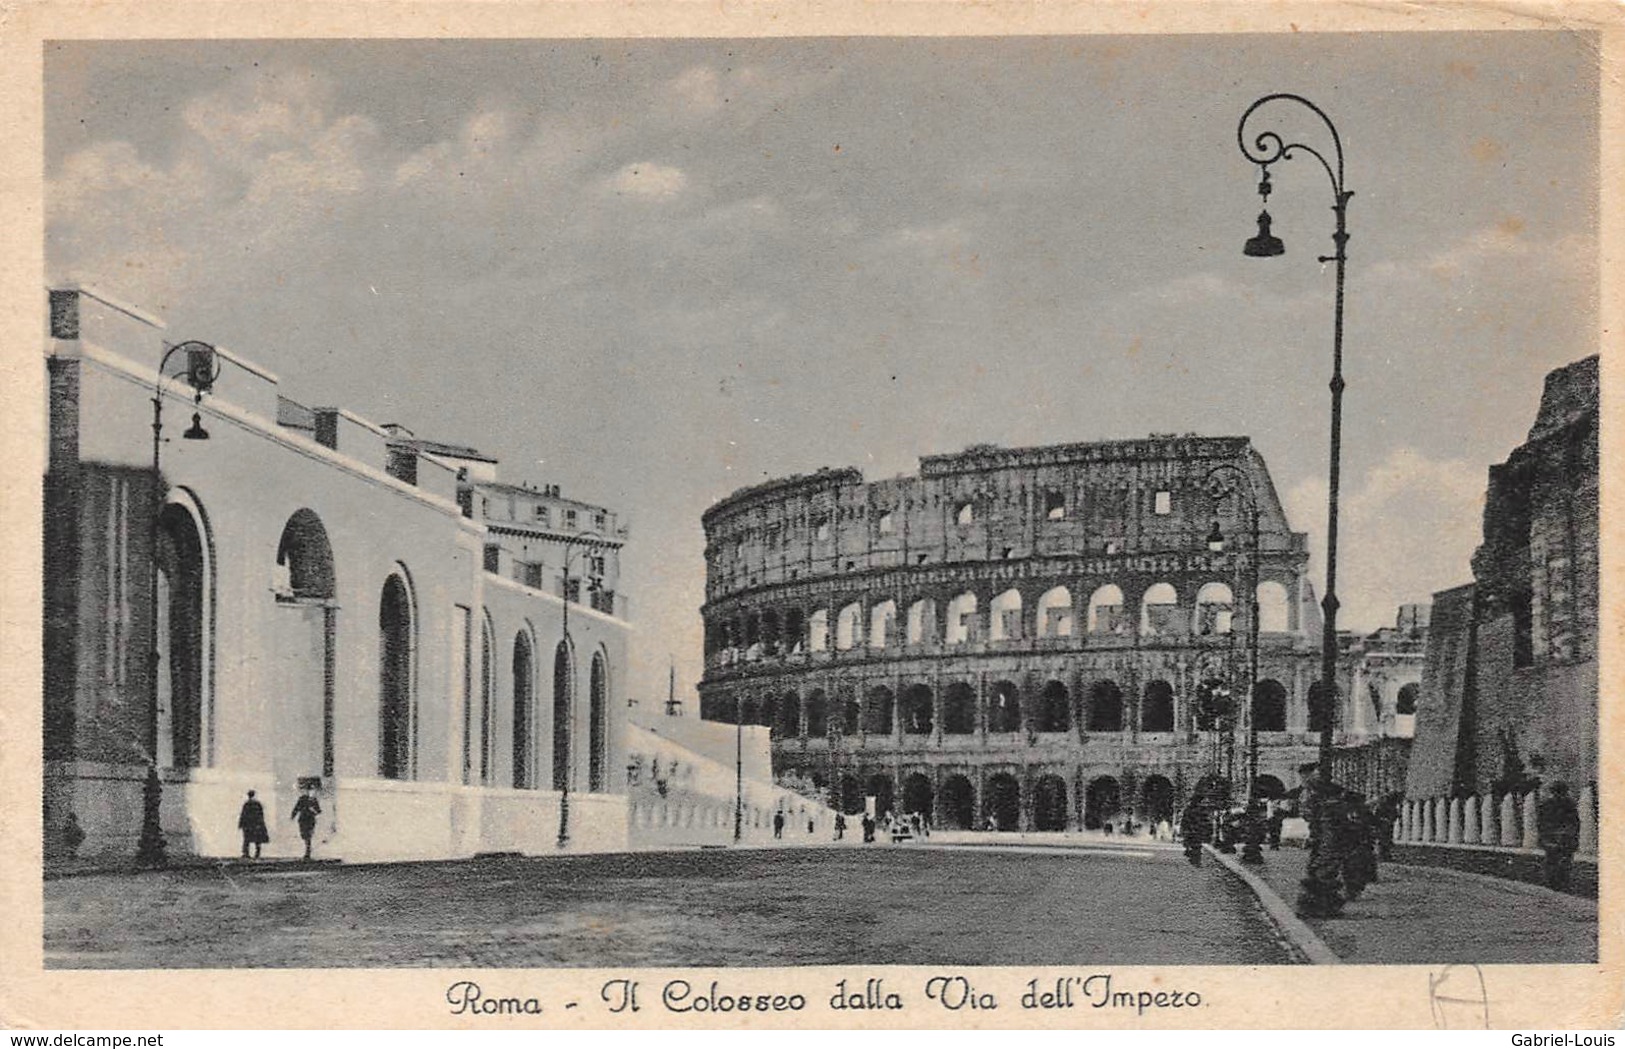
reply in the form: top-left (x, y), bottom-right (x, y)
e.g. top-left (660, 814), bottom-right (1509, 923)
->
top-left (1397, 784), bottom-right (1597, 858)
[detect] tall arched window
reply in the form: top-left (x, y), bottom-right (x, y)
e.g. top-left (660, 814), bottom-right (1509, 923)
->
top-left (553, 641), bottom-right (575, 791)
top-left (1193, 582), bottom-right (1234, 636)
top-left (512, 631), bottom-right (535, 788)
top-left (155, 501), bottom-right (209, 768)
top-left (1036, 586), bottom-right (1073, 638)
top-left (835, 602), bottom-right (863, 650)
top-left (1257, 581), bottom-right (1291, 633)
top-left (989, 589), bottom-right (1023, 641)
top-left (946, 592), bottom-right (978, 644)
top-left (589, 652), bottom-right (609, 792)
top-left (378, 573), bottom-right (416, 780)
top-left (1140, 582), bottom-right (1180, 636)
top-left (480, 612), bottom-right (494, 785)
top-left (1087, 584), bottom-right (1126, 635)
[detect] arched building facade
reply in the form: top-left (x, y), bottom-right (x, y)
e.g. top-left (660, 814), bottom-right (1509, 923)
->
top-left (42, 285), bottom-right (630, 862)
top-left (698, 437), bottom-right (1354, 831)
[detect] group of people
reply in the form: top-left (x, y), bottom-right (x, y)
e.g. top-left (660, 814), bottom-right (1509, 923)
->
top-left (830, 810), bottom-right (927, 844)
top-left (236, 787), bottom-right (323, 860)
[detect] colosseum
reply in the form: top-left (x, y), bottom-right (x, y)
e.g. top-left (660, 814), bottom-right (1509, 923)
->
top-left (697, 435), bottom-right (1356, 833)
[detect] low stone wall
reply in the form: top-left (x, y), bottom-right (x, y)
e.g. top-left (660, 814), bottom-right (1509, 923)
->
top-left (1389, 841), bottom-right (1597, 899)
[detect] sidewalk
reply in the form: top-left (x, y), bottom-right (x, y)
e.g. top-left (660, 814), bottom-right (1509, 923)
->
top-left (1219, 844), bottom-right (1597, 964)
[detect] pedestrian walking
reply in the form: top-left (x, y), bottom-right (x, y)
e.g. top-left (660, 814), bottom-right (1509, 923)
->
top-left (773, 810), bottom-right (784, 839)
top-left (861, 813), bottom-right (876, 843)
top-left (238, 790), bottom-right (269, 859)
top-left (291, 787), bottom-right (321, 860)
top-left (807, 815), bottom-right (815, 834)
top-left (834, 812), bottom-right (846, 840)
top-left (1267, 805), bottom-right (1284, 850)
top-left (1537, 782), bottom-right (1581, 892)
top-left (1180, 794), bottom-right (1209, 866)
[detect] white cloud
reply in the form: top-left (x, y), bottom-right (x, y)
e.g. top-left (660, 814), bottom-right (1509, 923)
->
top-left (606, 162), bottom-right (687, 200)
top-left (667, 65), bottom-right (764, 115)
top-left (1284, 447), bottom-right (1485, 632)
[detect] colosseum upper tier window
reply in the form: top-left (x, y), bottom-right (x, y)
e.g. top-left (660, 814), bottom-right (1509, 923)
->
top-left (1154, 490), bottom-right (1172, 515)
top-left (877, 510), bottom-right (894, 535)
top-left (814, 516), bottom-right (830, 541)
top-left (955, 502), bottom-right (974, 526)
top-left (1045, 490), bottom-right (1066, 520)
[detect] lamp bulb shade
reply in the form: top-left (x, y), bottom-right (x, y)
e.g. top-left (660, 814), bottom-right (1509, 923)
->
top-left (182, 413), bottom-right (210, 440)
top-left (1244, 210), bottom-right (1285, 258)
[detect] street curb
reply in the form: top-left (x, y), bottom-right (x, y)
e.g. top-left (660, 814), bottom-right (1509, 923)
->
top-left (1206, 845), bottom-right (1341, 965)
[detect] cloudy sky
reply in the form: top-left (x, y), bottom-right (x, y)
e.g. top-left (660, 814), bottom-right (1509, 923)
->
top-left (46, 33), bottom-right (1598, 701)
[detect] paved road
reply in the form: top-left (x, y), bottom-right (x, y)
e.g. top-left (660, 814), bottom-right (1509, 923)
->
top-left (45, 844), bottom-right (1296, 968)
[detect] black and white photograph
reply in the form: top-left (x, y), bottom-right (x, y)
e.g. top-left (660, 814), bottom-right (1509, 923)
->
top-left (3, 2), bottom-right (1617, 1032)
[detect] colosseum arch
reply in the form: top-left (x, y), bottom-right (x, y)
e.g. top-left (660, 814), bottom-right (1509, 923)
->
top-left (901, 684), bottom-right (933, 734)
top-left (784, 608), bottom-right (806, 653)
top-left (984, 773), bottom-right (1020, 831)
top-left (1257, 581), bottom-right (1291, 633)
top-left (906, 598), bottom-right (937, 645)
top-left (940, 775), bottom-right (975, 829)
top-left (988, 680), bottom-right (1022, 733)
top-left (989, 588), bottom-right (1023, 641)
top-left (1140, 582), bottom-right (1181, 636)
top-left (868, 600), bottom-right (897, 648)
top-left (1036, 586), bottom-right (1073, 637)
top-left (902, 773), bottom-right (933, 821)
top-left (835, 602), bottom-right (863, 651)
top-left (1142, 679), bottom-right (1176, 732)
top-left (838, 689), bottom-right (861, 735)
top-left (867, 773), bottom-right (894, 817)
top-left (1032, 774), bottom-right (1069, 831)
top-left (808, 609), bottom-right (830, 652)
top-left (804, 690), bottom-right (828, 736)
top-left (1141, 774), bottom-right (1176, 825)
top-left (1037, 680), bottom-right (1070, 733)
top-left (945, 592), bottom-right (978, 644)
top-left (864, 685), bottom-right (894, 734)
top-left (1087, 679), bottom-right (1124, 732)
top-left (759, 609), bottom-right (781, 653)
top-left (1396, 682), bottom-right (1419, 715)
top-left (1193, 582), bottom-right (1234, 636)
top-left (1084, 776), bottom-right (1122, 829)
top-left (943, 682), bottom-right (976, 735)
top-left (1087, 584), bottom-right (1127, 635)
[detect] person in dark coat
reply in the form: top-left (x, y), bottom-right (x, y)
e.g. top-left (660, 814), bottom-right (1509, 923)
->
top-left (1537, 782), bottom-right (1581, 892)
top-left (238, 790), bottom-right (269, 859)
top-left (772, 810), bottom-right (784, 839)
top-left (1180, 794), bottom-right (1210, 866)
top-left (1339, 793), bottom-right (1378, 899)
top-left (291, 788), bottom-right (322, 860)
top-left (1373, 792), bottom-right (1402, 860)
top-left (861, 813), bottom-right (876, 843)
top-left (834, 812), bottom-right (846, 840)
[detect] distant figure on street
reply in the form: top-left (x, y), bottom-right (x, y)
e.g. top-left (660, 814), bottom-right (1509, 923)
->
top-left (62, 813), bottom-right (86, 859)
top-left (238, 790), bottom-right (269, 859)
top-left (834, 812), bottom-right (846, 840)
top-left (1267, 805), bottom-right (1285, 850)
top-left (1538, 782), bottom-right (1581, 892)
top-left (861, 813), bottom-right (876, 843)
top-left (1156, 818), bottom-right (1172, 842)
top-left (807, 815), bottom-right (815, 834)
top-left (291, 788), bottom-right (322, 860)
top-left (773, 811), bottom-right (784, 839)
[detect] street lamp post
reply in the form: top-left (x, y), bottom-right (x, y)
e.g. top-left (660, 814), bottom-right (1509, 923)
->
top-left (1236, 93), bottom-right (1352, 916)
top-left (136, 340), bottom-right (217, 868)
top-left (556, 529), bottom-right (606, 850)
top-left (734, 693), bottom-right (744, 844)
top-left (1206, 462), bottom-right (1263, 863)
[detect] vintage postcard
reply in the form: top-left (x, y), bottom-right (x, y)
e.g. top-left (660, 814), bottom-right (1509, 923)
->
top-left (0, 0), bottom-right (1619, 1032)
